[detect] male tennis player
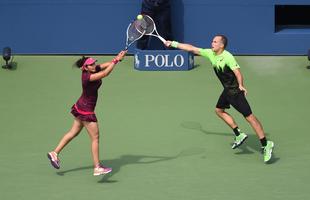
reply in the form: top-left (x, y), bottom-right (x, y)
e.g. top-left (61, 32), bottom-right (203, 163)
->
top-left (165, 35), bottom-right (274, 163)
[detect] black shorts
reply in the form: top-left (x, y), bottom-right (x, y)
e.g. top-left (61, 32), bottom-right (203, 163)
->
top-left (216, 90), bottom-right (252, 117)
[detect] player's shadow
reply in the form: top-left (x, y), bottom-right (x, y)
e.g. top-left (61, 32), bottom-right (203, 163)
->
top-left (181, 121), bottom-right (279, 163)
top-left (56, 148), bottom-right (205, 183)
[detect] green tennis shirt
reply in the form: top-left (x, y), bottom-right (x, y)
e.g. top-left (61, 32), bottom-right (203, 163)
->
top-left (199, 48), bottom-right (240, 94)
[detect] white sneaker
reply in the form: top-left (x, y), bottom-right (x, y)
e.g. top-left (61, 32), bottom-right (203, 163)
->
top-left (47, 151), bottom-right (60, 169)
top-left (93, 166), bottom-right (112, 176)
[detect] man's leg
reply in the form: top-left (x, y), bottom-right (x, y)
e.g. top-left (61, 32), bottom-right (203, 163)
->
top-left (215, 108), bottom-right (248, 149)
top-left (215, 108), bottom-right (238, 129)
top-left (245, 114), bottom-right (274, 163)
top-left (245, 114), bottom-right (265, 139)
top-left (230, 92), bottom-right (274, 163)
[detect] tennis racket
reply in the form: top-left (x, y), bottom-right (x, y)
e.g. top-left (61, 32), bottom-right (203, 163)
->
top-left (124, 20), bottom-right (146, 50)
top-left (135, 14), bottom-right (167, 44)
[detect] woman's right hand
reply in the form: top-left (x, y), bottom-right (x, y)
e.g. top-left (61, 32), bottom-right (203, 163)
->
top-left (116, 50), bottom-right (127, 61)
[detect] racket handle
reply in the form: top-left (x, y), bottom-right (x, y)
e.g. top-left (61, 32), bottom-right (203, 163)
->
top-left (158, 35), bottom-right (167, 44)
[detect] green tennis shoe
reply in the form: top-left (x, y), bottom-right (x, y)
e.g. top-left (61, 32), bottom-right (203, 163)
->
top-left (263, 141), bottom-right (274, 163)
top-left (232, 133), bottom-right (248, 149)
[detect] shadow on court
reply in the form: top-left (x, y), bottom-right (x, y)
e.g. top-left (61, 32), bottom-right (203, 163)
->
top-left (56, 148), bottom-right (205, 183)
top-left (181, 121), bottom-right (279, 163)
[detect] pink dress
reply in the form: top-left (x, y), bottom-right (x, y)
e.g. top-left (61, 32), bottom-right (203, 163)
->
top-left (71, 68), bottom-right (102, 122)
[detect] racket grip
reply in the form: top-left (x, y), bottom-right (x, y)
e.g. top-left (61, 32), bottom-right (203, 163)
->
top-left (158, 35), bottom-right (167, 44)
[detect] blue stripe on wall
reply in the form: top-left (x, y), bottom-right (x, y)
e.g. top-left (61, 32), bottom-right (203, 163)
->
top-left (0, 0), bottom-right (309, 55)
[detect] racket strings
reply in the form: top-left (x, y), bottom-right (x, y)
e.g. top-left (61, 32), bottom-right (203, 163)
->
top-left (127, 21), bottom-right (145, 45)
top-left (135, 16), bottom-right (155, 35)
top-left (124, 15), bottom-right (158, 49)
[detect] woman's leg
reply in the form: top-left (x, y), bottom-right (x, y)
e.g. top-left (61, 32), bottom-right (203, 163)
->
top-left (82, 121), bottom-right (112, 175)
top-left (53, 118), bottom-right (84, 154)
top-left (48, 118), bottom-right (83, 169)
top-left (82, 121), bottom-right (100, 167)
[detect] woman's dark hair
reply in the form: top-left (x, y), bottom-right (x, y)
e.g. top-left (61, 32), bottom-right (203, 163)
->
top-left (74, 56), bottom-right (89, 68)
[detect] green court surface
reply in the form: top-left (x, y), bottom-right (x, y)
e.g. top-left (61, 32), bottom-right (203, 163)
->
top-left (0, 55), bottom-right (309, 200)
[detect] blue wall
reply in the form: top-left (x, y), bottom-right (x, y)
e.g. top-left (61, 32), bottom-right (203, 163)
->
top-left (0, 0), bottom-right (309, 55)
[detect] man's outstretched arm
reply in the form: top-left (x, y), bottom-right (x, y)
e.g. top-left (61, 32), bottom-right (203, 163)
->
top-left (165, 41), bottom-right (201, 55)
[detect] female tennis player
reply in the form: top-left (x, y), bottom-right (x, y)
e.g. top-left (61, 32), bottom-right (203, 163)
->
top-left (47, 50), bottom-right (127, 176)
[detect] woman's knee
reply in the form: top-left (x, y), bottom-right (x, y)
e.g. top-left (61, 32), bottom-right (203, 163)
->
top-left (89, 131), bottom-right (100, 141)
top-left (67, 121), bottom-right (83, 138)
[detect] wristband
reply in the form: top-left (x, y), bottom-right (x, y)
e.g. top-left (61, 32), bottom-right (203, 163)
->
top-left (112, 58), bottom-right (119, 64)
top-left (171, 41), bottom-right (179, 48)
